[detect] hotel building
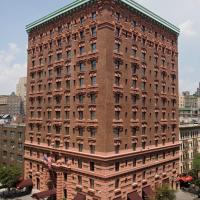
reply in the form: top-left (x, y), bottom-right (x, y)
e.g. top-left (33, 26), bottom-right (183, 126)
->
top-left (24, 0), bottom-right (180, 199)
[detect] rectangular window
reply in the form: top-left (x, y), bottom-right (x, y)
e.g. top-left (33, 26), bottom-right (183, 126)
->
top-left (132, 49), bottom-right (137, 57)
top-left (57, 53), bottom-right (62, 60)
top-left (56, 111), bottom-right (61, 119)
top-left (91, 12), bottom-right (96, 20)
top-left (91, 26), bottom-right (97, 37)
top-left (90, 94), bottom-right (96, 104)
top-left (78, 127), bottom-right (84, 136)
top-left (79, 46), bottom-right (85, 55)
top-left (78, 111), bottom-right (84, 120)
top-left (115, 93), bottom-right (120, 104)
top-left (90, 128), bottom-right (96, 138)
top-left (115, 179), bottom-right (119, 189)
top-left (90, 111), bottom-right (96, 120)
top-left (90, 179), bottom-right (94, 189)
top-left (91, 43), bottom-right (96, 52)
top-left (115, 76), bottom-right (120, 86)
top-left (115, 162), bottom-right (120, 171)
top-left (66, 50), bottom-right (71, 59)
top-left (90, 161), bottom-right (95, 171)
top-left (79, 63), bottom-right (85, 72)
top-left (115, 60), bottom-right (120, 70)
top-left (90, 145), bottom-right (95, 154)
top-left (78, 95), bottom-right (84, 104)
top-left (78, 176), bottom-right (82, 185)
top-left (132, 79), bottom-right (137, 88)
top-left (91, 60), bottom-right (96, 70)
top-left (91, 76), bottom-right (96, 86)
top-left (80, 31), bottom-right (85, 40)
top-left (80, 17), bottom-right (84, 24)
top-left (78, 159), bottom-right (82, 168)
top-left (115, 43), bottom-right (120, 52)
top-left (79, 78), bottom-right (84, 87)
top-left (78, 144), bottom-right (83, 152)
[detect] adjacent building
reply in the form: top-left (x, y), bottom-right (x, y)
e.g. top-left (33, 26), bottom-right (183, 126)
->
top-left (194, 83), bottom-right (200, 97)
top-left (0, 92), bottom-right (24, 117)
top-left (179, 92), bottom-right (200, 123)
top-left (16, 77), bottom-right (27, 113)
top-left (179, 124), bottom-right (200, 173)
top-left (0, 123), bottom-right (25, 171)
top-left (24, 0), bottom-right (180, 199)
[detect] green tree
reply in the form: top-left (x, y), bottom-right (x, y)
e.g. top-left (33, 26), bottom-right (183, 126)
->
top-left (0, 165), bottom-right (22, 190)
top-left (192, 153), bottom-right (200, 178)
top-left (154, 185), bottom-right (176, 200)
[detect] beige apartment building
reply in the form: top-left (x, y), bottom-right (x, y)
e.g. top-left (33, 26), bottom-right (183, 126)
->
top-left (0, 124), bottom-right (25, 171)
top-left (180, 124), bottom-right (200, 173)
top-left (24, 0), bottom-right (180, 199)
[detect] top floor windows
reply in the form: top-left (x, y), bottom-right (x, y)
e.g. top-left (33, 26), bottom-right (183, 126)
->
top-left (116, 12), bottom-right (120, 21)
top-left (141, 25), bottom-right (146, 32)
top-left (80, 17), bottom-right (84, 24)
top-left (58, 26), bottom-right (62, 34)
top-left (132, 20), bottom-right (137, 27)
top-left (91, 12), bottom-right (96, 20)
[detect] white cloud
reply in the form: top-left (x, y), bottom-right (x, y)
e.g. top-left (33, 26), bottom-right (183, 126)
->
top-left (179, 20), bottom-right (197, 37)
top-left (0, 43), bottom-right (26, 94)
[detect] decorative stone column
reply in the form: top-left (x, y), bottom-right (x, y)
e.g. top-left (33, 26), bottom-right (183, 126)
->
top-left (65, 172), bottom-right (73, 200)
top-left (56, 172), bottom-right (64, 200)
top-left (41, 168), bottom-right (50, 191)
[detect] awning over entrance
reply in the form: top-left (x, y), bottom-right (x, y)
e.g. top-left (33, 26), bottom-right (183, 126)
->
top-left (142, 186), bottom-right (154, 198)
top-left (113, 197), bottom-right (122, 200)
top-left (74, 193), bottom-right (86, 200)
top-left (32, 188), bottom-right (56, 199)
top-left (16, 179), bottom-right (33, 189)
top-left (127, 191), bottom-right (142, 200)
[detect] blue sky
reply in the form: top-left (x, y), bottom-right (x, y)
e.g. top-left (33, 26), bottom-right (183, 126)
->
top-left (0, 0), bottom-right (199, 94)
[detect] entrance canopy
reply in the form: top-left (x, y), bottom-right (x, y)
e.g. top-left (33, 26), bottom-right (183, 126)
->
top-left (143, 186), bottom-right (154, 198)
top-left (113, 197), bottom-right (122, 200)
top-left (32, 188), bottom-right (56, 199)
top-left (16, 179), bottom-right (33, 189)
top-left (74, 193), bottom-right (86, 200)
top-left (128, 191), bottom-right (142, 200)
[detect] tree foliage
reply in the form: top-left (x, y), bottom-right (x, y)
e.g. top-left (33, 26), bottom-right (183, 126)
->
top-left (193, 153), bottom-right (200, 172)
top-left (154, 185), bottom-right (176, 200)
top-left (0, 165), bottom-right (22, 189)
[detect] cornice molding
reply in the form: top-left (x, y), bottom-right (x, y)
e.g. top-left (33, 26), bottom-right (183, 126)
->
top-left (26, 0), bottom-right (180, 34)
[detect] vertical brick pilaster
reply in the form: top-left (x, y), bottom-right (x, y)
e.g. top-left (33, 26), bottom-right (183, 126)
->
top-left (66, 172), bottom-right (73, 200)
top-left (56, 172), bottom-right (64, 200)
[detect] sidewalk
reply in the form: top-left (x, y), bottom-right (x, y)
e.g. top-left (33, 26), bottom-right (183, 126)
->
top-left (176, 190), bottom-right (198, 200)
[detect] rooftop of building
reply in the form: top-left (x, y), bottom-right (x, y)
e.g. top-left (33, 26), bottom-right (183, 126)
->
top-left (0, 123), bottom-right (25, 128)
top-left (26, 0), bottom-right (180, 34)
top-left (179, 123), bottom-right (200, 128)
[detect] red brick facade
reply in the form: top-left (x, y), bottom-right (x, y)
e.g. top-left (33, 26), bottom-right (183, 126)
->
top-left (25, 0), bottom-right (179, 199)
